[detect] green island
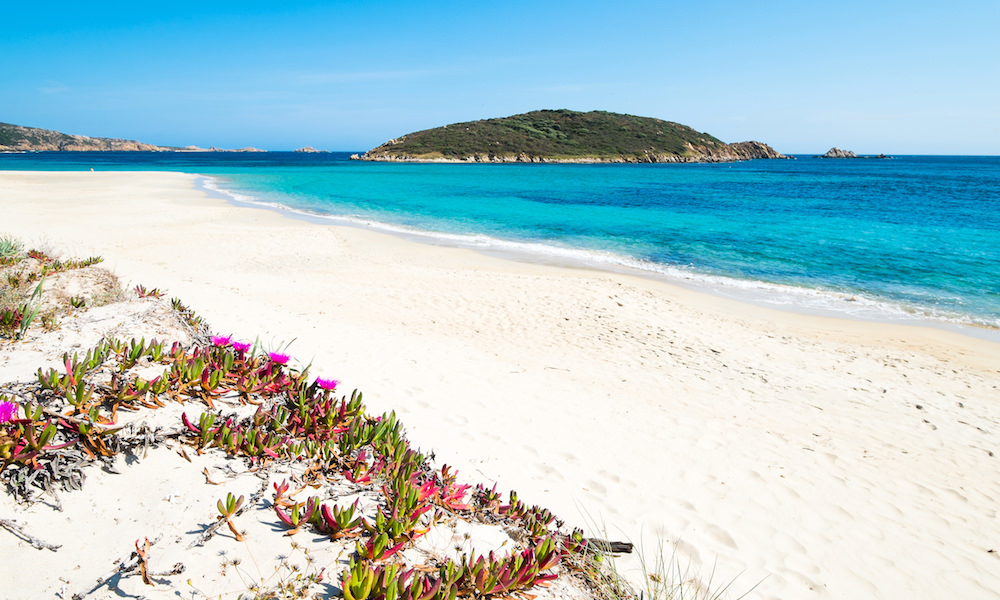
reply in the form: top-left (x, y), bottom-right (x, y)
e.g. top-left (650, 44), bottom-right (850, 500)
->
top-left (354, 109), bottom-right (786, 163)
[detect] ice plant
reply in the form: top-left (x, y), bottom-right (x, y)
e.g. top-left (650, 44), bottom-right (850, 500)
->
top-left (316, 377), bottom-right (339, 391)
top-left (355, 531), bottom-right (406, 562)
top-left (217, 492), bottom-right (246, 541)
top-left (274, 498), bottom-right (319, 535)
top-left (0, 332), bottom-right (583, 596)
top-left (210, 335), bottom-right (232, 347)
top-left (268, 352), bottom-right (290, 365)
top-left (320, 499), bottom-right (365, 539)
top-left (0, 400), bottom-right (17, 423)
top-left (272, 479), bottom-right (294, 508)
top-left (134, 284), bottom-right (163, 298)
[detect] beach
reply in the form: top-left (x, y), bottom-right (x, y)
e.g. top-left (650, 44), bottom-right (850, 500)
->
top-left (3, 170), bottom-right (1000, 599)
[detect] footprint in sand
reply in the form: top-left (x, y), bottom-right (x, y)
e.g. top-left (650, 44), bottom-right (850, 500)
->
top-left (536, 463), bottom-right (558, 477)
top-left (704, 523), bottom-right (739, 550)
top-left (557, 451), bottom-right (579, 464)
top-left (672, 539), bottom-right (702, 565)
top-left (596, 469), bottom-right (622, 485)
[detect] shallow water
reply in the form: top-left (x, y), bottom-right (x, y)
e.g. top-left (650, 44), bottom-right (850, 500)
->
top-left (4, 151), bottom-right (999, 330)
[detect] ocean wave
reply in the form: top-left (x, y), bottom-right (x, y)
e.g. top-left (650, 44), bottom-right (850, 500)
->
top-left (199, 176), bottom-right (1000, 337)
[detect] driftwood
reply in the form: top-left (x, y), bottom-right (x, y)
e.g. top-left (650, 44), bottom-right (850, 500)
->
top-left (0, 518), bottom-right (61, 550)
top-left (585, 538), bottom-right (634, 553)
top-left (70, 534), bottom-right (185, 599)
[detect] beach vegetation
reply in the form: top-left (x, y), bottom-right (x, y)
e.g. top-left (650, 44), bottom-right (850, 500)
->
top-left (134, 284), bottom-right (163, 298)
top-left (635, 543), bottom-right (761, 600)
top-left (192, 540), bottom-right (328, 600)
top-left (39, 309), bottom-right (59, 331)
top-left (0, 277), bottom-right (43, 340)
top-left (1, 250), bottom-right (635, 600)
top-left (218, 492), bottom-right (247, 541)
top-left (27, 248), bottom-right (51, 262)
top-left (3, 330), bottom-right (602, 599)
top-left (170, 296), bottom-right (205, 329)
top-left (0, 240), bottom-right (788, 600)
top-left (0, 238), bottom-right (114, 339)
top-left (0, 236), bottom-right (22, 260)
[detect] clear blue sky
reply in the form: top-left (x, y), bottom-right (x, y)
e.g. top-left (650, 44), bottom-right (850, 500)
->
top-left (2, 1), bottom-right (997, 154)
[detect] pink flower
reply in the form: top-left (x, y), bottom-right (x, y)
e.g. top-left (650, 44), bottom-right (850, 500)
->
top-left (211, 335), bottom-right (233, 347)
top-left (232, 341), bottom-right (252, 353)
top-left (316, 378), bottom-right (339, 391)
top-left (268, 352), bottom-right (290, 365)
top-left (0, 401), bottom-right (17, 424)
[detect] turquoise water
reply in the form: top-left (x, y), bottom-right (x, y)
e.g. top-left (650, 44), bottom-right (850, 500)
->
top-left (4, 152), bottom-right (1000, 330)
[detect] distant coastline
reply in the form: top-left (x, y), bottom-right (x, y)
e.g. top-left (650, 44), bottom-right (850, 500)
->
top-left (0, 121), bottom-right (272, 153)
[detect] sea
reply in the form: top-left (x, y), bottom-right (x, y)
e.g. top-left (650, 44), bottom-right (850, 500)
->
top-left (3, 151), bottom-right (999, 337)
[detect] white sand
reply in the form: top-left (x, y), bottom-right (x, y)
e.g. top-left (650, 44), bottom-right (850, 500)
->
top-left (2, 170), bottom-right (1000, 599)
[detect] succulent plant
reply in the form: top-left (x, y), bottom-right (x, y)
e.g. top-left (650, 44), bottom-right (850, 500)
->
top-left (217, 492), bottom-right (246, 541)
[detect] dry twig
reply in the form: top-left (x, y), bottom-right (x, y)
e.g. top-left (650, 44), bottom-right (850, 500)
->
top-left (0, 518), bottom-right (61, 550)
top-left (186, 478), bottom-right (268, 549)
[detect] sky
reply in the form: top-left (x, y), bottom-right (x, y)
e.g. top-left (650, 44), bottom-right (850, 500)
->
top-left (2, 1), bottom-right (998, 154)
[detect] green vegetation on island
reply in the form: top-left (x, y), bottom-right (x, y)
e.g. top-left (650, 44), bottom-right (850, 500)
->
top-left (356, 109), bottom-right (785, 163)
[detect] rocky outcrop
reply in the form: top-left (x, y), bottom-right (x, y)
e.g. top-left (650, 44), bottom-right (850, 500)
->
top-left (175, 146), bottom-right (267, 153)
top-left (294, 146), bottom-right (326, 153)
top-left (215, 147), bottom-right (267, 153)
top-left (726, 141), bottom-right (787, 160)
top-left (818, 147), bottom-right (892, 159)
top-left (820, 147), bottom-right (858, 159)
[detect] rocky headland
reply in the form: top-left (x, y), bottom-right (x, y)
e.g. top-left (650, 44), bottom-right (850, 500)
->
top-left (0, 122), bottom-right (167, 152)
top-left (0, 122), bottom-right (268, 153)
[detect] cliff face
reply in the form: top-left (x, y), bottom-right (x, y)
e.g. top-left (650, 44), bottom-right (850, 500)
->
top-left (725, 141), bottom-right (786, 160)
top-left (0, 122), bottom-right (169, 152)
top-left (355, 110), bottom-right (786, 164)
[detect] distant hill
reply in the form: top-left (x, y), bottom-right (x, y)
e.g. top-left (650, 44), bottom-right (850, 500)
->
top-left (0, 122), bottom-right (268, 152)
top-left (355, 109), bottom-right (785, 163)
top-left (0, 122), bottom-right (172, 152)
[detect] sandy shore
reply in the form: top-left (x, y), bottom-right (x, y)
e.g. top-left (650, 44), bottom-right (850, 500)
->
top-left (3, 170), bottom-right (1000, 599)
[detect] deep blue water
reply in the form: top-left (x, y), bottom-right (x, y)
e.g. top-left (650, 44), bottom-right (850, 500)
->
top-left (3, 151), bottom-right (999, 330)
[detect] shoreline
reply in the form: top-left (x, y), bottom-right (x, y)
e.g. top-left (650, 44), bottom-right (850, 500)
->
top-left (3, 171), bottom-right (1000, 599)
top-left (202, 174), bottom-right (1000, 344)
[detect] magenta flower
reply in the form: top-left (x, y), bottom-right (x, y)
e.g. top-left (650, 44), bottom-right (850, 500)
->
top-left (316, 378), bottom-right (339, 391)
top-left (232, 341), bottom-right (252, 353)
top-left (211, 335), bottom-right (233, 347)
top-left (0, 401), bottom-right (17, 424)
top-left (268, 352), bottom-right (290, 365)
